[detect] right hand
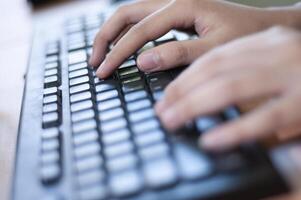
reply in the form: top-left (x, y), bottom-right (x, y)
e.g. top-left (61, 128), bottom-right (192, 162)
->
top-left (89, 0), bottom-right (287, 78)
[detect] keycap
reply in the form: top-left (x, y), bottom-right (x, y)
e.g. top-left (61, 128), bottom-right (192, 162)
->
top-left (78, 184), bottom-right (107, 200)
top-left (76, 156), bottom-right (103, 173)
top-left (102, 129), bottom-right (131, 145)
top-left (139, 143), bottom-right (169, 160)
top-left (69, 62), bottom-right (88, 72)
top-left (129, 108), bottom-right (155, 122)
top-left (124, 90), bottom-right (147, 102)
top-left (99, 107), bottom-right (124, 121)
top-left (95, 83), bottom-right (115, 93)
top-left (72, 109), bottom-right (95, 122)
top-left (122, 80), bottom-right (144, 93)
top-left (119, 59), bottom-right (136, 69)
top-left (224, 106), bottom-right (240, 120)
top-left (147, 72), bottom-right (172, 92)
top-left (70, 91), bottom-right (92, 103)
top-left (135, 129), bottom-right (165, 147)
top-left (138, 41), bottom-right (154, 54)
top-left (68, 50), bottom-right (87, 65)
top-left (101, 118), bottom-right (127, 133)
top-left (195, 116), bottom-right (223, 133)
top-left (73, 119), bottom-right (97, 134)
top-left (45, 68), bottom-right (58, 77)
top-left (46, 43), bottom-right (59, 56)
top-left (43, 95), bottom-right (58, 104)
top-left (172, 30), bottom-right (190, 41)
top-left (152, 91), bottom-right (164, 101)
top-left (118, 67), bottom-right (139, 77)
top-left (104, 141), bottom-right (134, 158)
top-left (77, 170), bottom-right (105, 188)
top-left (44, 87), bottom-right (58, 96)
top-left (122, 76), bottom-right (141, 84)
top-left (174, 144), bottom-right (213, 180)
top-left (42, 128), bottom-right (59, 140)
top-left (70, 83), bottom-right (90, 94)
top-left (74, 142), bottom-right (101, 159)
top-left (127, 99), bottom-right (151, 112)
top-left (68, 42), bottom-right (86, 51)
top-left (69, 68), bottom-right (88, 79)
top-left (45, 62), bottom-right (59, 70)
top-left (40, 163), bottom-right (61, 184)
top-left (69, 76), bottom-right (89, 86)
top-left (42, 139), bottom-right (60, 152)
top-left (109, 170), bottom-right (143, 197)
top-left (96, 90), bottom-right (118, 101)
top-left (106, 154), bottom-right (138, 172)
top-left (46, 55), bottom-right (59, 63)
top-left (97, 99), bottom-right (121, 111)
top-left (132, 119), bottom-right (159, 134)
top-left (41, 151), bottom-right (60, 164)
top-left (155, 32), bottom-right (175, 43)
top-left (71, 100), bottom-right (93, 113)
top-left (215, 151), bottom-right (248, 172)
top-left (73, 129), bottom-right (99, 146)
top-left (44, 75), bottom-right (58, 86)
top-left (43, 103), bottom-right (58, 113)
top-left (143, 157), bottom-right (178, 188)
top-left (43, 112), bottom-right (59, 125)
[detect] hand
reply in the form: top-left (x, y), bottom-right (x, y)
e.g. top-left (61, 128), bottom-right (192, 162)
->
top-left (89, 0), bottom-right (293, 78)
top-left (155, 26), bottom-right (301, 151)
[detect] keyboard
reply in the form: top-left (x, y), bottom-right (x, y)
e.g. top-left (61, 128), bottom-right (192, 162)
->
top-left (13, 3), bottom-right (288, 200)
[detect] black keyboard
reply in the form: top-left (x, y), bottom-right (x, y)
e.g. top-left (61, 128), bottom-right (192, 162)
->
top-left (13, 5), bottom-right (288, 200)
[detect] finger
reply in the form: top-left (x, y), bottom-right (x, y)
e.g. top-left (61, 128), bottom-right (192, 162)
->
top-left (96, 3), bottom-right (195, 78)
top-left (89, 1), bottom-right (162, 67)
top-left (158, 68), bottom-right (283, 130)
top-left (112, 25), bottom-right (133, 45)
top-left (137, 39), bottom-right (211, 72)
top-left (200, 92), bottom-right (301, 151)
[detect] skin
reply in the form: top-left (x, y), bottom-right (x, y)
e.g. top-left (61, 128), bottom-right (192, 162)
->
top-left (89, 0), bottom-right (301, 78)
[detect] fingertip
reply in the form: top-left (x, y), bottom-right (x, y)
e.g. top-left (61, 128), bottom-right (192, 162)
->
top-left (160, 108), bottom-right (180, 131)
top-left (137, 52), bottom-right (160, 72)
top-left (200, 131), bottom-right (235, 151)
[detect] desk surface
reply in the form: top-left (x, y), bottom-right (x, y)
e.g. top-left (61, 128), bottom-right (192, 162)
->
top-left (0, 0), bottom-right (300, 200)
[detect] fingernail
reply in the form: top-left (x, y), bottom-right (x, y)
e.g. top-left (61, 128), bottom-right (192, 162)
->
top-left (137, 52), bottom-right (160, 71)
top-left (96, 61), bottom-right (107, 79)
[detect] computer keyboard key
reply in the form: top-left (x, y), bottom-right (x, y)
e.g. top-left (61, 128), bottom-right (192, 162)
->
top-left (95, 83), bottom-right (116, 93)
top-left (45, 55), bottom-right (59, 63)
top-left (76, 156), bottom-right (103, 173)
top-left (109, 170), bottom-right (143, 197)
top-left (224, 106), bottom-right (240, 120)
top-left (152, 91), bottom-right (164, 102)
top-left (119, 59), bottom-right (136, 69)
top-left (174, 144), bottom-right (213, 180)
top-left (96, 90), bottom-right (118, 102)
top-left (78, 184), bottom-right (107, 200)
top-left (71, 100), bottom-right (93, 113)
top-left (70, 83), bottom-right (90, 95)
top-left (73, 119), bottom-right (97, 134)
top-left (43, 112), bottom-right (59, 127)
top-left (77, 170), bottom-right (105, 188)
top-left (74, 142), bottom-right (101, 159)
top-left (127, 99), bottom-right (151, 112)
top-left (44, 75), bottom-right (58, 87)
top-left (73, 130), bottom-right (99, 146)
top-left (139, 143), bottom-right (169, 160)
top-left (102, 129), bottom-right (131, 145)
top-left (215, 152), bottom-right (249, 172)
top-left (72, 109), bottom-right (95, 123)
top-left (155, 32), bottom-right (175, 43)
top-left (43, 87), bottom-right (58, 96)
top-left (143, 157), bottom-right (178, 188)
top-left (118, 67), bottom-right (139, 78)
top-left (43, 95), bottom-right (58, 104)
top-left (40, 163), bottom-right (61, 184)
top-left (107, 154), bottom-right (138, 172)
top-left (69, 76), bottom-right (89, 86)
top-left (129, 108), bottom-right (155, 123)
top-left (122, 76), bottom-right (142, 84)
top-left (45, 68), bottom-right (58, 77)
top-left (97, 98), bottom-right (121, 111)
top-left (69, 62), bottom-right (88, 72)
top-left (41, 151), bottom-right (60, 164)
top-left (45, 62), bottom-right (59, 70)
top-left (135, 129), bottom-right (165, 147)
top-left (138, 41), bottom-right (155, 54)
top-left (132, 119), bottom-right (160, 134)
top-left (68, 42), bottom-right (86, 52)
top-left (43, 103), bottom-right (58, 113)
top-left (69, 68), bottom-right (89, 79)
top-left (68, 50), bottom-right (87, 65)
top-left (124, 90), bottom-right (147, 102)
top-left (104, 141), bottom-right (134, 158)
top-left (70, 91), bottom-right (92, 103)
top-left (101, 118), bottom-right (127, 133)
top-left (42, 139), bottom-right (60, 152)
top-left (99, 107), bottom-right (124, 121)
top-left (42, 128), bottom-right (60, 140)
top-left (195, 116), bottom-right (223, 133)
top-left (122, 80), bottom-right (144, 93)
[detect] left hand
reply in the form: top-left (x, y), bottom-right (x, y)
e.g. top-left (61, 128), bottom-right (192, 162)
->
top-left (155, 26), bottom-right (301, 151)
